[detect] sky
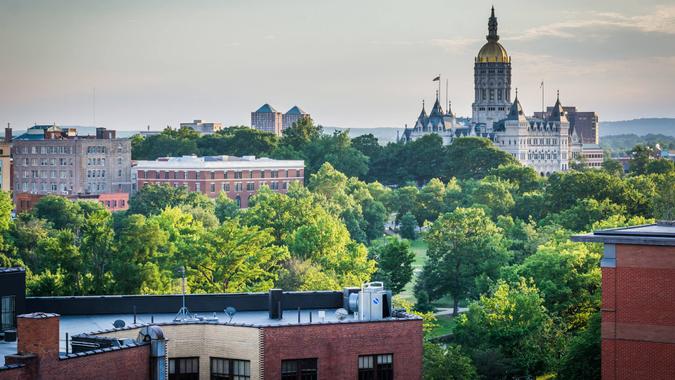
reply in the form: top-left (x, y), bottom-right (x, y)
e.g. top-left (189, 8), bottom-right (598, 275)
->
top-left (1, 0), bottom-right (674, 130)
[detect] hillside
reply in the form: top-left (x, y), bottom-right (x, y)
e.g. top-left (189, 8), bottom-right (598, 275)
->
top-left (601, 118), bottom-right (675, 137)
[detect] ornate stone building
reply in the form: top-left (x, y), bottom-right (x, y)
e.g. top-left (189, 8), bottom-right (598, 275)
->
top-left (472, 6), bottom-right (512, 130)
top-left (404, 6), bottom-right (601, 175)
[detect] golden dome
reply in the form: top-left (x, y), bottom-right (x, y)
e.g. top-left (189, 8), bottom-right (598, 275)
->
top-left (476, 41), bottom-right (510, 63)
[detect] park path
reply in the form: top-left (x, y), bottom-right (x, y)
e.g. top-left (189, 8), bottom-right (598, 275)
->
top-left (434, 307), bottom-right (468, 316)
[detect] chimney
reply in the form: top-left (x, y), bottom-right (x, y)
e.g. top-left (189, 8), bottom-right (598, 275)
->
top-left (268, 289), bottom-right (283, 320)
top-left (17, 312), bottom-right (60, 361)
top-left (5, 123), bottom-right (11, 142)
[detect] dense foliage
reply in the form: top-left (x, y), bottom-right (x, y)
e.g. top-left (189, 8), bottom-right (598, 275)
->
top-left (5, 122), bottom-right (675, 379)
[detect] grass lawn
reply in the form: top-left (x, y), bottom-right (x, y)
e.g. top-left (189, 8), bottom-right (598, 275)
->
top-left (399, 238), bottom-right (428, 303)
top-left (428, 315), bottom-right (458, 338)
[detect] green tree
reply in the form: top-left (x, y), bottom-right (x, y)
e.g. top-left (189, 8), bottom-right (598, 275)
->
top-left (404, 134), bottom-right (447, 185)
top-left (399, 212), bottom-right (417, 240)
top-left (487, 163), bottom-right (542, 194)
top-left (542, 198), bottom-right (626, 232)
top-left (444, 137), bottom-right (517, 180)
top-left (557, 313), bottom-right (601, 380)
top-left (215, 192), bottom-right (240, 222)
top-left (390, 186), bottom-right (419, 224)
top-left (628, 144), bottom-right (656, 174)
top-left (645, 158), bottom-right (675, 175)
top-left (653, 172), bottom-right (675, 220)
top-left (80, 209), bottom-right (116, 293)
top-left (601, 158), bottom-right (624, 176)
top-left (454, 279), bottom-right (558, 379)
top-left (33, 195), bottom-right (84, 231)
top-left (129, 184), bottom-right (214, 216)
top-left (419, 208), bottom-right (509, 314)
top-left (189, 221), bottom-right (289, 292)
top-left (509, 240), bottom-right (601, 329)
top-left (423, 343), bottom-right (478, 380)
top-left (415, 178), bottom-right (446, 224)
top-left (369, 237), bottom-right (414, 294)
top-left (112, 214), bottom-right (171, 294)
top-left (471, 178), bottom-right (516, 219)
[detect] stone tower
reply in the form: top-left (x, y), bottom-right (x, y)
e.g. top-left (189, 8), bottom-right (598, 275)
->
top-left (471, 6), bottom-right (512, 130)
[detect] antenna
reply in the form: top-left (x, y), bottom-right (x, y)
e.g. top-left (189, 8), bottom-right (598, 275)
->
top-left (224, 307), bottom-right (237, 323)
top-left (445, 78), bottom-right (448, 113)
top-left (92, 87), bottom-right (96, 127)
top-left (173, 266), bottom-right (194, 322)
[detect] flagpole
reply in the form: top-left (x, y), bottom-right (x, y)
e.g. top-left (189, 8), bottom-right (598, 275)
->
top-left (438, 74), bottom-right (441, 98)
top-left (541, 81), bottom-right (544, 115)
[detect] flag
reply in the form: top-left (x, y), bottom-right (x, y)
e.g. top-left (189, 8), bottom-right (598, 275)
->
top-left (432, 75), bottom-right (440, 82)
top-left (540, 81), bottom-right (544, 88)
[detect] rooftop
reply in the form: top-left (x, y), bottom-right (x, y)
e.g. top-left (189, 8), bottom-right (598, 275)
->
top-left (572, 222), bottom-right (675, 246)
top-left (1, 308), bottom-right (417, 365)
top-left (133, 155), bottom-right (304, 170)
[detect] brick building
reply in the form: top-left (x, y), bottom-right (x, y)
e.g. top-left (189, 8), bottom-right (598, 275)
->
top-left (12, 125), bottom-right (132, 202)
top-left (573, 222), bottom-right (675, 380)
top-left (0, 273), bottom-right (423, 380)
top-left (0, 127), bottom-right (11, 193)
top-left (133, 155), bottom-right (304, 208)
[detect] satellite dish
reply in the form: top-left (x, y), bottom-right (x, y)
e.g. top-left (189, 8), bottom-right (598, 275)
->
top-left (113, 319), bottom-right (126, 329)
top-left (335, 308), bottom-right (349, 321)
top-left (224, 306), bottom-right (237, 322)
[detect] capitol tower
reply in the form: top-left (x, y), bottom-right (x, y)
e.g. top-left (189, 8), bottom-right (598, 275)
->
top-left (471, 6), bottom-right (512, 130)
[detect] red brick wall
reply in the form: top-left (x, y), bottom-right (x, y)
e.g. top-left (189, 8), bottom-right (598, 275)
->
top-left (0, 366), bottom-right (30, 380)
top-left (602, 244), bottom-right (675, 380)
top-left (3, 313), bottom-right (151, 380)
top-left (263, 320), bottom-right (423, 380)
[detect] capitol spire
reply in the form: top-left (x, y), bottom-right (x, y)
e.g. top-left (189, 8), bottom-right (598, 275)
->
top-left (488, 6), bottom-right (499, 42)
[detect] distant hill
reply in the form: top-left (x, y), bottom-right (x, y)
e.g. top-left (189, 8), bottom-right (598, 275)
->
top-left (601, 118), bottom-right (675, 137)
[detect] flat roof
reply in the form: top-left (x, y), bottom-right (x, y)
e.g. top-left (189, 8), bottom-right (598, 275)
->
top-left (0, 309), bottom-right (417, 365)
top-left (134, 155), bottom-right (304, 170)
top-left (572, 223), bottom-right (675, 246)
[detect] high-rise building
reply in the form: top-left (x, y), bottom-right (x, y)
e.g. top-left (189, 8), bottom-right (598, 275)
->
top-left (251, 104), bottom-right (283, 136)
top-left (179, 120), bottom-right (223, 135)
top-left (471, 6), bottom-right (512, 129)
top-left (12, 125), bottom-right (132, 199)
top-left (534, 107), bottom-right (599, 144)
top-left (282, 106), bottom-right (310, 130)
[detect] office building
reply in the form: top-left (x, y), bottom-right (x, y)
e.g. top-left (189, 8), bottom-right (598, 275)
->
top-left (12, 125), bottom-right (132, 200)
top-left (282, 106), bottom-right (310, 130)
top-left (251, 104), bottom-right (283, 136)
top-left (133, 155), bottom-right (304, 208)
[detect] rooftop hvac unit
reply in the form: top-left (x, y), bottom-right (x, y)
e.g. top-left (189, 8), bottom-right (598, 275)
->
top-left (351, 282), bottom-right (393, 321)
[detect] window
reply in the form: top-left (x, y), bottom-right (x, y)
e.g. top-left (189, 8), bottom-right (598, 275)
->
top-left (246, 182), bottom-right (255, 191)
top-left (169, 357), bottom-right (199, 380)
top-left (234, 171), bottom-right (243, 179)
top-left (1, 296), bottom-right (16, 331)
top-left (358, 354), bottom-right (393, 380)
top-left (210, 357), bottom-right (250, 380)
top-left (281, 359), bottom-right (317, 380)
top-left (211, 183), bottom-right (216, 193)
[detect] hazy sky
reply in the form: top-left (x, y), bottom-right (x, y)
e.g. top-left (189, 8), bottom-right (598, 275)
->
top-left (1, 0), bottom-right (674, 130)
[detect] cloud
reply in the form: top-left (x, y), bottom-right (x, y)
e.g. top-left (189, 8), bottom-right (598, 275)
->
top-left (430, 37), bottom-right (481, 51)
top-left (507, 5), bottom-right (675, 41)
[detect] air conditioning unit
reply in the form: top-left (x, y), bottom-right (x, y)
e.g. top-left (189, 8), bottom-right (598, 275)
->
top-left (351, 282), bottom-right (392, 321)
